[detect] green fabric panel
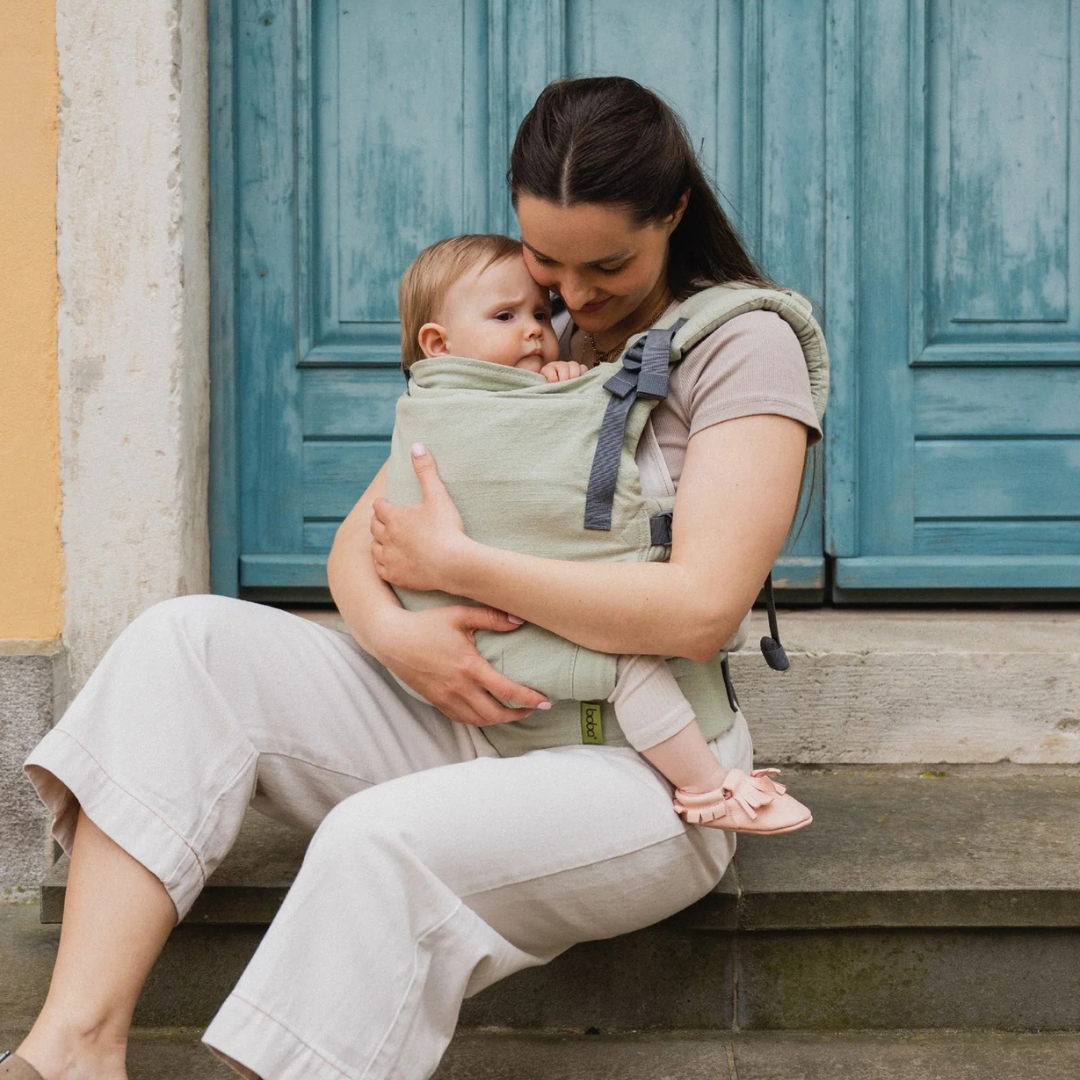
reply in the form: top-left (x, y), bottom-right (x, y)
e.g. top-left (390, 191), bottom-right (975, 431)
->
top-left (667, 285), bottom-right (830, 422)
top-left (384, 287), bottom-right (829, 756)
top-left (387, 357), bottom-right (668, 710)
top-left (473, 652), bottom-right (738, 756)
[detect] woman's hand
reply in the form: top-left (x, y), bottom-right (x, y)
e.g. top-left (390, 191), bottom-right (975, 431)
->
top-left (370, 444), bottom-right (470, 592)
top-left (329, 459), bottom-right (549, 727)
top-left (379, 604), bottom-right (551, 727)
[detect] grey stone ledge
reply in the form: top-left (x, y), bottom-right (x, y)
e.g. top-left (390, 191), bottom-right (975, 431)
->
top-left (40, 766), bottom-right (1080, 930)
top-left (288, 607), bottom-right (1080, 765)
top-left (3, 1027), bottom-right (1078, 1080)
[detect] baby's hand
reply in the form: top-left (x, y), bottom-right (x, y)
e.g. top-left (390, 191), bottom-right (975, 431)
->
top-left (539, 360), bottom-right (590, 383)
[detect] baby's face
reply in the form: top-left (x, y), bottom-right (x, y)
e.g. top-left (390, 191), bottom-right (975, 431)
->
top-left (426, 254), bottom-right (560, 371)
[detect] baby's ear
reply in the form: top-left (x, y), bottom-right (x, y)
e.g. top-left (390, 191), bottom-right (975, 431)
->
top-left (418, 322), bottom-right (451, 358)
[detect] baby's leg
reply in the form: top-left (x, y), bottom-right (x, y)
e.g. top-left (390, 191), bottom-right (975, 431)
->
top-left (609, 655), bottom-right (812, 835)
top-left (641, 722), bottom-right (730, 792)
top-left (608, 654), bottom-right (728, 792)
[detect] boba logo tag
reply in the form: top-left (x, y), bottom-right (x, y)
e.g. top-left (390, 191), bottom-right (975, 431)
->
top-left (580, 703), bottom-right (604, 744)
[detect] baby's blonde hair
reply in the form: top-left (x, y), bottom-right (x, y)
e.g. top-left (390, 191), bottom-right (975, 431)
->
top-left (398, 234), bottom-right (524, 371)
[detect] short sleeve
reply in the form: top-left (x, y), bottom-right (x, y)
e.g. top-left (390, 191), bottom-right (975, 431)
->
top-left (670, 309), bottom-right (823, 444)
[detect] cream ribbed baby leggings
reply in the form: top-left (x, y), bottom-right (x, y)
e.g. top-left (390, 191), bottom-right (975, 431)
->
top-left (24, 595), bottom-right (751, 1080)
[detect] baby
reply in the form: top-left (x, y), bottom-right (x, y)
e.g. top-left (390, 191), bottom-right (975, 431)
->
top-left (394, 234), bottom-right (811, 835)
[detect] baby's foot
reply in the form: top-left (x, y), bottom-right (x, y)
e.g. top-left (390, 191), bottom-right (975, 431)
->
top-left (673, 768), bottom-right (812, 835)
top-left (676, 762), bottom-right (729, 796)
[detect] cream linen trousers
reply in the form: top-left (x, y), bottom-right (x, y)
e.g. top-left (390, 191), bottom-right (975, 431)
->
top-left (24, 594), bottom-right (752, 1080)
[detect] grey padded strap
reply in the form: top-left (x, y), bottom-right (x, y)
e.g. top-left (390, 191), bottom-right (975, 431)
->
top-left (583, 319), bottom-right (687, 531)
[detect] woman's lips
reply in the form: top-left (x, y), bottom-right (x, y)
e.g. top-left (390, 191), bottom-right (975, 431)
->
top-left (577, 297), bottom-right (611, 314)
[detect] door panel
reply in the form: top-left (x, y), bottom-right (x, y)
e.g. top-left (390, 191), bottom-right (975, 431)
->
top-left (218, 1), bottom-right (1080, 601)
top-left (829, 0), bottom-right (1080, 596)
top-left (220, 0), bottom-right (830, 597)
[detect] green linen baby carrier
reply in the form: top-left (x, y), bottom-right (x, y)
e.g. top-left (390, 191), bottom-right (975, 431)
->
top-left (386, 285), bottom-right (829, 757)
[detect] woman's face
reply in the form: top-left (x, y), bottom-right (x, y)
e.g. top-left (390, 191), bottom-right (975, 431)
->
top-left (515, 195), bottom-right (680, 334)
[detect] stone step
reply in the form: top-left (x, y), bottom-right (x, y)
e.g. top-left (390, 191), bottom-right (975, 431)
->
top-left (40, 764), bottom-right (1080, 930)
top-left (15, 766), bottom-right (1080, 1033)
top-left (293, 606), bottom-right (1080, 765)
top-left (2, 1028), bottom-right (1079, 1080)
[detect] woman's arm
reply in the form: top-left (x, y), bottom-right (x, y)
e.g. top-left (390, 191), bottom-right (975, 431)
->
top-left (370, 414), bottom-right (808, 662)
top-left (327, 462), bottom-right (550, 725)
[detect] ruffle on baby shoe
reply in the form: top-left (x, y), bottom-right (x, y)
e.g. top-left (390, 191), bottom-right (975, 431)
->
top-left (673, 767), bottom-right (812, 835)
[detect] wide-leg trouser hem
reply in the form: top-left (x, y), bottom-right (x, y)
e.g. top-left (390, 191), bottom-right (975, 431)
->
top-left (204, 898), bottom-right (537, 1080)
top-left (24, 726), bottom-right (254, 919)
top-left (20, 595), bottom-right (483, 922)
top-left (201, 727), bottom-right (751, 1080)
top-left (205, 993), bottom-right (360, 1080)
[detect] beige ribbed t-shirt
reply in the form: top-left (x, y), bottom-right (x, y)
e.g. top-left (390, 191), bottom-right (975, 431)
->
top-left (558, 307), bottom-right (822, 487)
top-left (556, 305), bottom-right (822, 753)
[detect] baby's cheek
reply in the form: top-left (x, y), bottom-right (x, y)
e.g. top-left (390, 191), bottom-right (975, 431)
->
top-left (541, 332), bottom-right (561, 364)
top-left (516, 356), bottom-right (545, 373)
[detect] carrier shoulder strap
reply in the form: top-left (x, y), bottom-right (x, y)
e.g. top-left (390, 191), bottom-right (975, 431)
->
top-left (581, 285), bottom-right (830, 673)
top-left (583, 318), bottom-right (687, 531)
top-left (583, 285), bottom-right (829, 534)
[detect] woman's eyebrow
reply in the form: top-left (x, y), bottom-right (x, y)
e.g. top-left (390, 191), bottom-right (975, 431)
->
top-left (523, 241), bottom-right (631, 268)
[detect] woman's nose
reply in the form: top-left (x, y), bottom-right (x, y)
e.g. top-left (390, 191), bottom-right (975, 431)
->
top-left (559, 279), bottom-right (595, 310)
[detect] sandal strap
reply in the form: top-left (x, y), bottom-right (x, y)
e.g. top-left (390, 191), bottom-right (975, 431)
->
top-left (0, 1052), bottom-right (46, 1079)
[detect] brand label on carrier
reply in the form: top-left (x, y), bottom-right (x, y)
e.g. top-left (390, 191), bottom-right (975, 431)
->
top-left (580, 703), bottom-right (604, 744)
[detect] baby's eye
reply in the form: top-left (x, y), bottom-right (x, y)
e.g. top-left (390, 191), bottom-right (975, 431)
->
top-left (535, 310), bottom-right (550, 322)
top-left (495, 311), bottom-right (513, 322)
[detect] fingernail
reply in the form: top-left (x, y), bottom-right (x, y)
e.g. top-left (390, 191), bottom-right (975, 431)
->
top-left (411, 442), bottom-right (427, 457)
top-left (536, 701), bottom-right (552, 710)
top-left (507, 614), bottom-right (524, 625)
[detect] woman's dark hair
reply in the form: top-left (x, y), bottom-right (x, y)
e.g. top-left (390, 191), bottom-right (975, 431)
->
top-left (509, 76), bottom-right (770, 299)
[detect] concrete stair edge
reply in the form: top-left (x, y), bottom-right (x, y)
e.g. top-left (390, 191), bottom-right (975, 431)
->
top-left (38, 764), bottom-right (1080, 931)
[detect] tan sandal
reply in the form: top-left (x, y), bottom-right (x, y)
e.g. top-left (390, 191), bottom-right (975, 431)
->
top-left (0, 1052), bottom-right (45, 1079)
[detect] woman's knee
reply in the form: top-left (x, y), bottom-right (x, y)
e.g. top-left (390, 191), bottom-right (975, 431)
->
top-left (310, 790), bottom-right (393, 854)
top-left (304, 785), bottom-right (435, 878)
top-left (110, 594), bottom-right (270, 671)
top-left (127, 593), bottom-right (247, 643)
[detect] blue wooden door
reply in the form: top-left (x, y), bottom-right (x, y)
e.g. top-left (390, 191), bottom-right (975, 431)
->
top-left (210, 0), bottom-right (1078, 601)
top-left (210, 0), bottom-right (828, 599)
top-left (827, 0), bottom-right (1080, 597)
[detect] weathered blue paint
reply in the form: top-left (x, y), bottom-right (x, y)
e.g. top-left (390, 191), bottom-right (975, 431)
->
top-left (208, 0), bottom-right (239, 596)
top-left (211, 0), bottom-right (1078, 600)
top-left (826, 0), bottom-right (1080, 595)
top-left (822, 0), bottom-right (859, 562)
top-left (215, 0), bottom-right (830, 597)
top-left (836, 556), bottom-right (1080, 592)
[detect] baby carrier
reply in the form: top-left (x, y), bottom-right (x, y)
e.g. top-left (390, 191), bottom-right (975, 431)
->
top-left (386, 285), bottom-right (829, 756)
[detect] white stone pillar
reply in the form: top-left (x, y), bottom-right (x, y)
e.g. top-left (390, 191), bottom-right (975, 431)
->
top-left (57, 0), bottom-right (210, 693)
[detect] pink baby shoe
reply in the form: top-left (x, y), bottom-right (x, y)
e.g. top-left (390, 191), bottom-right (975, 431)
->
top-left (673, 768), bottom-right (812, 835)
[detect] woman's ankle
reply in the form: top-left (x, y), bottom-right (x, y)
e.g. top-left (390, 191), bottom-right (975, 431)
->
top-left (17, 1012), bottom-right (128, 1080)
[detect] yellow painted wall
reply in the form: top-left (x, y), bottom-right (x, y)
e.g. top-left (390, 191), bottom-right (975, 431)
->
top-left (0, 2), bottom-right (63, 641)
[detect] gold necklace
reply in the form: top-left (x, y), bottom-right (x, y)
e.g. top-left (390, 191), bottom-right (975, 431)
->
top-left (583, 292), bottom-right (672, 364)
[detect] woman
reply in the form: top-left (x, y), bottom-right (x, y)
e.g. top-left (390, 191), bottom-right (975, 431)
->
top-left (10, 77), bottom-right (819, 1080)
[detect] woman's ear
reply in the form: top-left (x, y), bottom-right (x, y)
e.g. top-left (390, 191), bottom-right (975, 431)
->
top-left (667, 189), bottom-right (691, 230)
top-left (418, 322), bottom-right (451, 358)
